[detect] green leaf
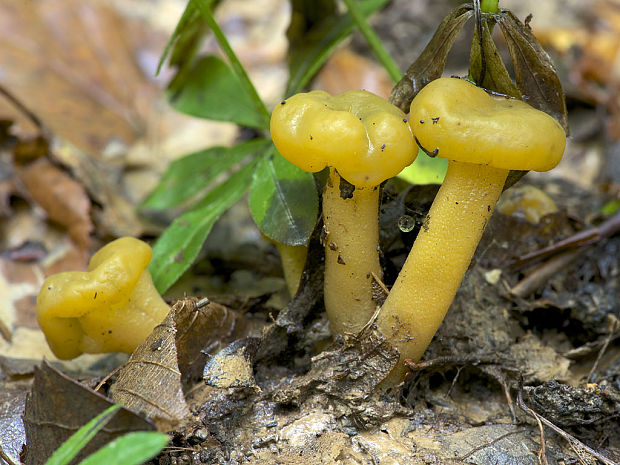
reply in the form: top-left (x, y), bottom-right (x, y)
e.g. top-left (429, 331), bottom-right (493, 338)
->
top-left (150, 159), bottom-right (258, 293)
top-left (285, 0), bottom-right (389, 96)
top-left (397, 149), bottom-right (448, 185)
top-left (189, 0), bottom-right (271, 124)
top-left (389, 5), bottom-right (473, 112)
top-left (342, 0), bottom-right (401, 82)
top-left (157, 3), bottom-right (200, 75)
top-left (600, 199), bottom-right (620, 216)
top-left (249, 149), bottom-right (318, 246)
top-left (167, 55), bottom-right (268, 129)
top-left (45, 405), bottom-right (121, 465)
top-left (141, 138), bottom-right (271, 210)
top-left (77, 432), bottom-right (168, 465)
top-left (497, 10), bottom-right (568, 132)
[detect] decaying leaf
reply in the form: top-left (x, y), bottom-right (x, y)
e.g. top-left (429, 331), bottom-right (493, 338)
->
top-left (18, 158), bottom-right (93, 249)
top-left (389, 5), bottom-right (473, 112)
top-left (469, 17), bottom-right (520, 97)
top-left (0, 0), bottom-right (146, 156)
top-left (0, 379), bottom-right (29, 465)
top-left (109, 298), bottom-right (252, 429)
top-left (257, 220), bottom-right (325, 360)
top-left (22, 361), bottom-right (155, 465)
top-left (497, 10), bottom-right (569, 132)
top-left (203, 337), bottom-right (261, 389)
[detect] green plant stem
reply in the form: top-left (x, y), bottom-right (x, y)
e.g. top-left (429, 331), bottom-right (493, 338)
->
top-left (480, 0), bottom-right (499, 13)
top-left (341, 0), bottom-right (402, 83)
top-left (191, 0), bottom-right (271, 127)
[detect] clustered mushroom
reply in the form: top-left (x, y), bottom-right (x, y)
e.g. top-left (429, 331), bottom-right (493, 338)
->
top-left (270, 89), bottom-right (417, 334)
top-left (37, 237), bottom-right (170, 360)
top-left (36, 79), bottom-right (566, 390)
top-left (272, 77), bottom-right (566, 386)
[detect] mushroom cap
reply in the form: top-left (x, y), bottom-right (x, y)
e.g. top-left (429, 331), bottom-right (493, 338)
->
top-left (409, 78), bottom-right (566, 172)
top-left (270, 90), bottom-right (417, 187)
top-left (36, 237), bottom-right (169, 359)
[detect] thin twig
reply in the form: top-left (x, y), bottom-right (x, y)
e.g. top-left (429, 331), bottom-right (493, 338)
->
top-left (196, 297), bottom-right (210, 308)
top-left (0, 83), bottom-right (45, 132)
top-left (510, 210), bottom-right (620, 270)
top-left (518, 387), bottom-right (549, 465)
top-left (510, 248), bottom-right (583, 298)
top-left (517, 382), bottom-right (618, 465)
top-left (94, 364), bottom-right (123, 392)
top-left (588, 318), bottom-right (620, 383)
top-left (458, 429), bottom-right (525, 461)
top-left (0, 446), bottom-right (19, 465)
top-left (404, 353), bottom-right (505, 371)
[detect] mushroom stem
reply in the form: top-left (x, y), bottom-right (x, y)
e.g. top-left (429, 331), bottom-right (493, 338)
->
top-left (323, 168), bottom-right (382, 334)
top-left (274, 242), bottom-right (307, 296)
top-left (377, 160), bottom-right (508, 383)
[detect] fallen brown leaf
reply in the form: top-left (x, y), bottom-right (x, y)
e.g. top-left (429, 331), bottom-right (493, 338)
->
top-left (0, 0), bottom-right (148, 156)
top-left (109, 297), bottom-right (252, 431)
top-left (18, 157), bottom-right (93, 249)
top-left (22, 361), bottom-right (156, 465)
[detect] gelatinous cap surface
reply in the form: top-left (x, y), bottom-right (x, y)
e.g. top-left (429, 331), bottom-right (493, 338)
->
top-left (36, 237), bottom-right (169, 359)
top-left (409, 78), bottom-right (566, 172)
top-left (271, 90), bottom-right (417, 187)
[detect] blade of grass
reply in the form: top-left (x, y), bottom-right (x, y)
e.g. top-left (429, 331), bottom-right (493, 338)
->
top-left (189, 0), bottom-right (270, 129)
top-left (341, 0), bottom-right (401, 82)
top-left (77, 432), bottom-right (168, 465)
top-left (45, 405), bottom-right (121, 465)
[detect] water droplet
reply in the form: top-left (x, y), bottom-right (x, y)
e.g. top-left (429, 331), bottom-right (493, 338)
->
top-left (398, 215), bottom-right (415, 232)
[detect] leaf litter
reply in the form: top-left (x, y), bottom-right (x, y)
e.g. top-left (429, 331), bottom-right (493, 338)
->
top-left (1, 0), bottom-right (620, 464)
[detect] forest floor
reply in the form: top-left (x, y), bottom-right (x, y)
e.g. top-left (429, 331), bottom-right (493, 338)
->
top-left (0, 0), bottom-right (619, 464)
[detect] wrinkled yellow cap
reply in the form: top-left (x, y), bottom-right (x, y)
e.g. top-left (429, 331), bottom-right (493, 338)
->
top-left (409, 78), bottom-right (566, 171)
top-left (37, 237), bottom-right (170, 360)
top-left (271, 90), bottom-right (417, 187)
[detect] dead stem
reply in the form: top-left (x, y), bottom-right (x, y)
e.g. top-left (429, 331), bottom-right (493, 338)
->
top-left (587, 318), bottom-right (620, 383)
top-left (404, 353), bottom-right (506, 371)
top-left (0, 446), bottom-right (19, 465)
top-left (457, 429), bottom-right (525, 461)
top-left (94, 364), bottom-right (122, 392)
top-left (0, 83), bottom-right (45, 133)
top-left (510, 210), bottom-right (620, 270)
top-left (510, 249), bottom-right (583, 298)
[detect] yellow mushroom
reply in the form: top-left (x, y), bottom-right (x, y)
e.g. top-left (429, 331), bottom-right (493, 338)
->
top-left (376, 78), bottom-right (566, 383)
top-left (37, 237), bottom-right (170, 360)
top-left (271, 90), bottom-right (417, 334)
top-left (496, 184), bottom-right (559, 224)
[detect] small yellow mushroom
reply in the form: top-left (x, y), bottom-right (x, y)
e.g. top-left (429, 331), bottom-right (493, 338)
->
top-left (376, 78), bottom-right (566, 384)
top-left (271, 90), bottom-right (417, 334)
top-left (37, 237), bottom-right (170, 360)
top-left (496, 185), bottom-right (559, 224)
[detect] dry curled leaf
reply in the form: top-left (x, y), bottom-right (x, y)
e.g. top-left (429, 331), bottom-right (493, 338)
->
top-left (109, 298), bottom-right (251, 430)
top-left (22, 361), bottom-right (155, 465)
top-left (496, 10), bottom-right (569, 132)
top-left (18, 157), bottom-right (93, 249)
top-left (389, 5), bottom-right (473, 112)
top-left (0, 0), bottom-right (148, 156)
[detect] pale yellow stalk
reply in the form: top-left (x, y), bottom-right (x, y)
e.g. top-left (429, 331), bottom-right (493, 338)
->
top-left (323, 169), bottom-right (382, 334)
top-left (377, 161), bottom-right (508, 383)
